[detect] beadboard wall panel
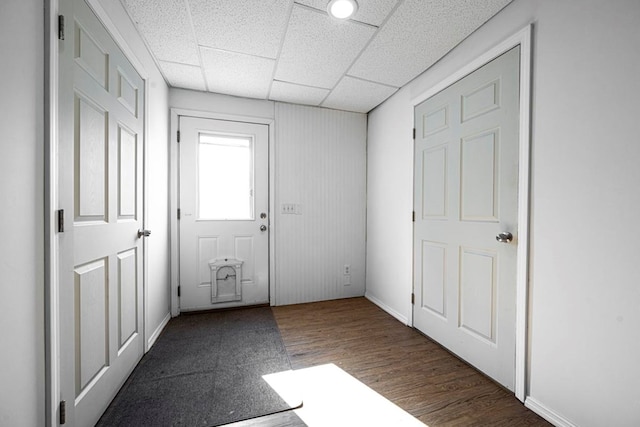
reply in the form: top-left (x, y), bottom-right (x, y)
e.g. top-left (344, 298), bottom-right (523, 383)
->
top-left (274, 103), bottom-right (367, 305)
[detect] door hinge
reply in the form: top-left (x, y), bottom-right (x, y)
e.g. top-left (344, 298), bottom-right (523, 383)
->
top-left (412, 211), bottom-right (415, 222)
top-left (177, 130), bottom-right (180, 142)
top-left (177, 286), bottom-right (181, 297)
top-left (57, 209), bottom-right (65, 233)
top-left (59, 400), bottom-right (66, 425)
top-left (413, 128), bottom-right (416, 139)
top-left (177, 208), bottom-right (181, 220)
top-left (411, 293), bottom-right (415, 305)
top-left (58, 15), bottom-right (65, 40)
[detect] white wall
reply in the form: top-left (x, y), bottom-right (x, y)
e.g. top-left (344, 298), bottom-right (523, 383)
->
top-left (94, 0), bottom-right (172, 347)
top-left (365, 88), bottom-right (414, 323)
top-left (144, 66), bottom-right (171, 346)
top-left (170, 91), bottom-right (367, 306)
top-left (366, 0), bottom-right (640, 426)
top-left (0, 1), bottom-right (45, 425)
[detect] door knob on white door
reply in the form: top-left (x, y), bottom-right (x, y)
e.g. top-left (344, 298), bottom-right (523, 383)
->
top-left (259, 225), bottom-right (267, 232)
top-left (137, 229), bottom-right (151, 238)
top-left (496, 232), bottom-right (513, 243)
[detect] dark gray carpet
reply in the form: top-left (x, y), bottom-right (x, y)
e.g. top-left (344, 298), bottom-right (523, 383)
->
top-left (97, 306), bottom-right (302, 426)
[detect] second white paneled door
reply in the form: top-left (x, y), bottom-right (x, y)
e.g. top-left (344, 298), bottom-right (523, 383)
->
top-left (179, 117), bottom-right (269, 311)
top-left (413, 47), bottom-right (520, 390)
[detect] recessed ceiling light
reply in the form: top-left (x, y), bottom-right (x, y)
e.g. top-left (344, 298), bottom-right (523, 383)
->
top-left (327, 0), bottom-right (358, 20)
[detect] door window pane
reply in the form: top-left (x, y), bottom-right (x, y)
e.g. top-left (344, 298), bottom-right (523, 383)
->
top-left (198, 133), bottom-right (253, 220)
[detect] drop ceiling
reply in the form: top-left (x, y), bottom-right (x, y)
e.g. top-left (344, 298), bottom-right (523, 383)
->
top-left (121, 0), bottom-right (512, 113)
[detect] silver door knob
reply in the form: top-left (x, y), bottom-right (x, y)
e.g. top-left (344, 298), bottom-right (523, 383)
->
top-left (496, 232), bottom-right (513, 243)
top-left (259, 225), bottom-right (267, 232)
top-left (137, 229), bottom-right (151, 238)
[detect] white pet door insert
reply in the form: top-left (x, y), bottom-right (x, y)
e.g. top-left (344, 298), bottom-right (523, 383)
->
top-left (209, 258), bottom-right (243, 303)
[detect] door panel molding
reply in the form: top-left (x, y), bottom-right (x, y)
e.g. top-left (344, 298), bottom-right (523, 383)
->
top-left (411, 24), bottom-right (532, 402)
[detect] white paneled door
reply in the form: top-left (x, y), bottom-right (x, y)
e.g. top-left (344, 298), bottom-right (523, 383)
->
top-left (179, 117), bottom-right (269, 311)
top-left (413, 47), bottom-right (520, 390)
top-left (57, 0), bottom-right (145, 425)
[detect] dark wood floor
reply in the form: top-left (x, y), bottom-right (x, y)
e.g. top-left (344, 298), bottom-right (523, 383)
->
top-left (266, 297), bottom-right (549, 427)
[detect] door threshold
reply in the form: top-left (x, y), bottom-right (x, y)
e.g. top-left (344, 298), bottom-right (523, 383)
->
top-left (180, 303), bottom-right (271, 315)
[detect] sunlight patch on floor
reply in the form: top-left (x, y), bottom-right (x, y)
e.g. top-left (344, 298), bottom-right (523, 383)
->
top-left (264, 364), bottom-right (427, 426)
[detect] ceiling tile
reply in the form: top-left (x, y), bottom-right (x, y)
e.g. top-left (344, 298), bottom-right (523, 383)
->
top-left (275, 5), bottom-right (375, 89)
top-left (269, 81), bottom-right (329, 106)
top-left (189, 0), bottom-right (292, 59)
top-left (296, 0), bottom-right (399, 26)
top-left (121, 0), bottom-right (200, 65)
top-left (348, 0), bottom-right (512, 87)
top-left (201, 48), bottom-right (275, 99)
top-left (321, 76), bottom-right (397, 113)
top-left (158, 61), bottom-right (206, 91)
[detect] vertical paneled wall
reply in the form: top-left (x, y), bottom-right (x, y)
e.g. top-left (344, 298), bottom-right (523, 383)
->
top-left (274, 103), bottom-right (367, 305)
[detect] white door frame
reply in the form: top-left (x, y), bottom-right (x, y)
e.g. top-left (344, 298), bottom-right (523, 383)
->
top-left (411, 24), bottom-right (532, 402)
top-left (170, 108), bottom-right (277, 317)
top-left (45, 0), bottom-right (151, 424)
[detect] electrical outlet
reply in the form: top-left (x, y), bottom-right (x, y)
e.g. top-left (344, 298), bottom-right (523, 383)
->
top-left (343, 264), bottom-right (351, 275)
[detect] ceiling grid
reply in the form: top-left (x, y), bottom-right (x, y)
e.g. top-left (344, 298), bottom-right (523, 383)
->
top-left (121, 0), bottom-right (512, 113)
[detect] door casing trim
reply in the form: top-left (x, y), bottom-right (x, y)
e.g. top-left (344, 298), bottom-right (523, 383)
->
top-left (45, 2), bottom-right (59, 425)
top-left (170, 108), bottom-right (277, 317)
top-left (410, 24), bottom-right (532, 402)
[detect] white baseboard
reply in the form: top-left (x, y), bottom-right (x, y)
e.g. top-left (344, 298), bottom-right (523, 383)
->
top-left (146, 312), bottom-right (171, 351)
top-left (365, 292), bottom-right (409, 325)
top-left (525, 397), bottom-right (577, 427)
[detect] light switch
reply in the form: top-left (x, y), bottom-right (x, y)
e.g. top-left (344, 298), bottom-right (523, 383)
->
top-left (281, 203), bottom-right (302, 214)
top-left (281, 203), bottom-right (295, 214)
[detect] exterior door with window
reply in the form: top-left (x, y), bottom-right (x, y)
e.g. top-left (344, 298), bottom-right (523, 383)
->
top-left (179, 116), bottom-right (269, 311)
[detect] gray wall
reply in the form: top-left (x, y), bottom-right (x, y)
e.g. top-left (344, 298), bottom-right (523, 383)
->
top-left (366, 0), bottom-right (640, 425)
top-left (0, 0), bottom-right (45, 425)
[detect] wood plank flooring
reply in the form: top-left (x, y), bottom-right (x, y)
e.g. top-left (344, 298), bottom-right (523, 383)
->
top-left (267, 297), bottom-right (550, 427)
